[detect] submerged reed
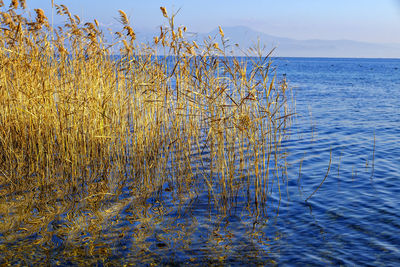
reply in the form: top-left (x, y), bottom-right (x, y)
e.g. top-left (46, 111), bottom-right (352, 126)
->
top-left (0, 2), bottom-right (292, 263)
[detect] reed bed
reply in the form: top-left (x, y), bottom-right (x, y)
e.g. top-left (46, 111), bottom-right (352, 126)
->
top-left (0, 1), bottom-right (292, 264)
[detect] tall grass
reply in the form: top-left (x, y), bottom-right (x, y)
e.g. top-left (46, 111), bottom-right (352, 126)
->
top-left (0, 1), bottom-right (292, 260)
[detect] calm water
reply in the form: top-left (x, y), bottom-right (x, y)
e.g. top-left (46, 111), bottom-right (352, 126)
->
top-left (3, 57), bottom-right (400, 265)
top-left (273, 57), bottom-right (400, 265)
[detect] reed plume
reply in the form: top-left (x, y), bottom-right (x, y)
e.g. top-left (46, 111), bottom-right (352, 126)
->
top-left (10, 0), bottom-right (18, 9)
top-left (160, 6), bottom-right (168, 18)
top-left (118, 10), bottom-right (129, 25)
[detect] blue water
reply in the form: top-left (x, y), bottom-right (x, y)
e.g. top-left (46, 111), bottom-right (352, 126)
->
top-left (270, 57), bottom-right (400, 265)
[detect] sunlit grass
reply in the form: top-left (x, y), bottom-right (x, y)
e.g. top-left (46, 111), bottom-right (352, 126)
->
top-left (0, 1), bottom-right (292, 264)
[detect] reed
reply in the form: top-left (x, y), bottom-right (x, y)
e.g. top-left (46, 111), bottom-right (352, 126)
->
top-left (0, 1), bottom-right (292, 262)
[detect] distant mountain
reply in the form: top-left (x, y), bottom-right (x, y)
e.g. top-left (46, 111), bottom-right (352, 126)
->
top-left (99, 24), bottom-right (400, 58)
top-left (203, 26), bottom-right (400, 58)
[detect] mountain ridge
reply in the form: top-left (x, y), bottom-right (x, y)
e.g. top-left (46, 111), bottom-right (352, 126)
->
top-left (203, 26), bottom-right (400, 58)
top-left (98, 23), bottom-right (400, 58)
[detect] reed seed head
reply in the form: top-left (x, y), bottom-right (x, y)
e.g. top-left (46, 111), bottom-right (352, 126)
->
top-left (160, 7), bottom-right (168, 18)
top-left (124, 25), bottom-right (136, 41)
top-left (118, 10), bottom-right (129, 25)
top-left (10, 0), bottom-right (18, 9)
top-left (178, 27), bottom-right (183, 38)
top-left (218, 26), bottom-right (224, 38)
top-left (19, 0), bottom-right (26, 9)
top-left (34, 8), bottom-right (46, 24)
top-left (74, 15), bottom-right (81, 24)
top-left (2, 12), bottom-right (12, 26)
top-left (186, 46), bottom-right (195, 55)
top-left (60, 4), bottom-right (71, 17)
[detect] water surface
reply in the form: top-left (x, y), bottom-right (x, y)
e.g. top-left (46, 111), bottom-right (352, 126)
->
top-left (2, 57), bottom-right (399, 265)
top-left (274, 57), bottom-right (400, 265)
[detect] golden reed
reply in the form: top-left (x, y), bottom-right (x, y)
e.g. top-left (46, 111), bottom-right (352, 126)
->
top-left (0, 1), bottom-right (292, 262)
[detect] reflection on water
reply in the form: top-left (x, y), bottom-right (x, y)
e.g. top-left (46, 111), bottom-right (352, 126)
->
top-left (0, 168), bottom-right (285, 265)
top-left (1, 57), bottom-right (400, 265)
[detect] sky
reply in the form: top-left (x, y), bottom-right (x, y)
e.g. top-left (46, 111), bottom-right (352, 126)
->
top-left (20, 0), bottom-right (400, 44)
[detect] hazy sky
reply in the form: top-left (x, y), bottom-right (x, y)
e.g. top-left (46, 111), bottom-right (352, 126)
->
top-left (23, 0), bottom-right (400, 44)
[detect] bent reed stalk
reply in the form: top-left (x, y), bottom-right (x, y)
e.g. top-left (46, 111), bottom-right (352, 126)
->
top-left (0, 1), bottom-right (292, 250)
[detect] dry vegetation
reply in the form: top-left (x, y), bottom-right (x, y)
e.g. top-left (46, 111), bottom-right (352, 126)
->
top-left (0, 0), bottom-right (292, 264)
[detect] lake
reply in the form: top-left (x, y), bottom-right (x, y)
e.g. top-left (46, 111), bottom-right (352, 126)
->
top-left (273, 57), bottom-right (400, 265)
top-left (2, 57), bottom-right (399, 265)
